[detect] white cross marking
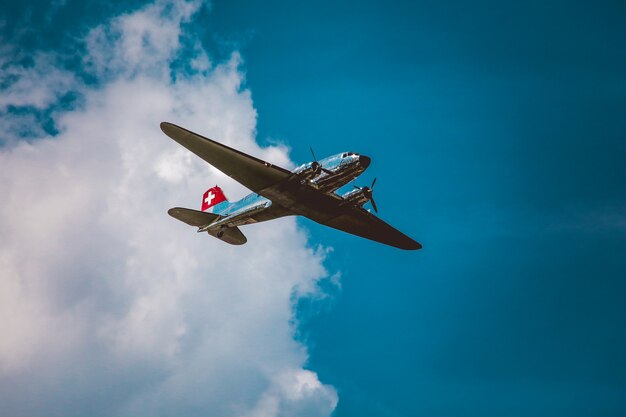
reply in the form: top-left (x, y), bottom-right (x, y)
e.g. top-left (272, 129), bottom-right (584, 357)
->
top-left (205, 191), bottom-right (215, 206)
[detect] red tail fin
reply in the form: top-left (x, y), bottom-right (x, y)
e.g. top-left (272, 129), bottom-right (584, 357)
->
top-left (201, 186), bottom-right (228, 212)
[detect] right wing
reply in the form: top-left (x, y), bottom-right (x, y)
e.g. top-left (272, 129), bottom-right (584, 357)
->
top-left (320, 208), bottom-right (422, 250)
top-left (161, 122), bottom-right (292, 193)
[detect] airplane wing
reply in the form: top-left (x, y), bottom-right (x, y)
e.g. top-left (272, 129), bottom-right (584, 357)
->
top-left (320, 208), bottom-right (422, 250)
top-left (160, 122), bottom-right (292, 193)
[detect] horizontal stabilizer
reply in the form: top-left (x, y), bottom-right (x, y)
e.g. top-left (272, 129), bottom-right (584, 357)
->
top-left (169, 207), bottom-right (247, 245)
top-left (168, 207), bottom-right (219, 227)
top-left (206, 226), bottom-right (247, 245)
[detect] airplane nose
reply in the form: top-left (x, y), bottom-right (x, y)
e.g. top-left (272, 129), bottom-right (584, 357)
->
top-left (359, 155), bottom-right (371, 169)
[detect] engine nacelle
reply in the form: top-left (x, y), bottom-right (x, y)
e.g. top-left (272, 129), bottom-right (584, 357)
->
top-left (340, 188), bottom-right (370, 207)
top-left (293, 162), bottom-right (322, 180)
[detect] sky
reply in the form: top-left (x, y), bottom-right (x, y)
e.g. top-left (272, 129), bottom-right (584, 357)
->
top-left (1, 1), bottom-right (625, 416)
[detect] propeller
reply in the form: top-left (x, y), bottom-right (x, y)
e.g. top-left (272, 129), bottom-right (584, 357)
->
top-left (309, 146), bottom-right (333, 175)
top-left (354, 177), bottom-right (378, 213)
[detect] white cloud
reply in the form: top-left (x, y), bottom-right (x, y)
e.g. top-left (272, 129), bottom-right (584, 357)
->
top-left (0, 52), bottom-right (78, 110)
top-left (83, 0), bottom-right (201, 80)
top-left (0, 1), bottom-right (337, 416)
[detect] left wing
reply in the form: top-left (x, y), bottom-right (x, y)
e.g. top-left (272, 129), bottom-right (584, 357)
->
top-left (161, 122), bottom-right (292, 193)
top-left (320, 208), bottom-right (422, 250)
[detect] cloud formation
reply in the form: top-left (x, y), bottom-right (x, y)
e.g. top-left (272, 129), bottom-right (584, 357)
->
top-left (0, 1), bottom-right (337, 416)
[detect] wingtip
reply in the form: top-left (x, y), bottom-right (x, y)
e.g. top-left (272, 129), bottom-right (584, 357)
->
top-left (402, 240), bottom-right (422, 250)
top-left (160, 122), bottom-right (189, 142)
top-left (160, 121), bottom-right (174, 133)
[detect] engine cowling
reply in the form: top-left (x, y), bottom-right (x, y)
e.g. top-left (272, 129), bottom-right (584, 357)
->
top-left (294, 162), bottom-right (322, 180)
top-left (341, 188), bottom-right (370, 207)
top-left (340, 178), bottom-right (378, 212)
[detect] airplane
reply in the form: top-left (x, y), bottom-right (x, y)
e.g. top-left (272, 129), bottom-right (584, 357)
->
top-left (160, 122), bottom-right (421, 250)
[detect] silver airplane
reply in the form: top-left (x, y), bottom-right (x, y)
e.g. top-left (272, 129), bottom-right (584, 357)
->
top-left (161, 122), bottom-right (421, 250)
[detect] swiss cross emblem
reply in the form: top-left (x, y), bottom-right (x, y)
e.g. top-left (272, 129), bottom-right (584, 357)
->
top-left (202, 186), bottom-right (227, 211)
top-left (204, 191), bottom-right (215, 206)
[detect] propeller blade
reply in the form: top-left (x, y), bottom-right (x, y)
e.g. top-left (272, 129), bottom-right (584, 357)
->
top-left (310, 147), bottom-right (333, 174)
top-left (371, 177), bottom-right (377, 189)
top-left (370, 196), bottom-right (378, 213)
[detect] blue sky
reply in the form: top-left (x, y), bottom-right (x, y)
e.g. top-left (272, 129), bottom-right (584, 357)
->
top-left (1, 1), bottom-right (625, 416)
top-left (207, 2), bottom-right (626, 415)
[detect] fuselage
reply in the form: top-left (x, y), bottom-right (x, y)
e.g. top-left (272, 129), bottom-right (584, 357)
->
top-left (204, 151), bottom-right (370, 231)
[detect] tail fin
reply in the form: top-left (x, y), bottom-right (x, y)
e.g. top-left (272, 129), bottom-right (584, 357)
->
top-left (201, 185), bottom-right (229, 213)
